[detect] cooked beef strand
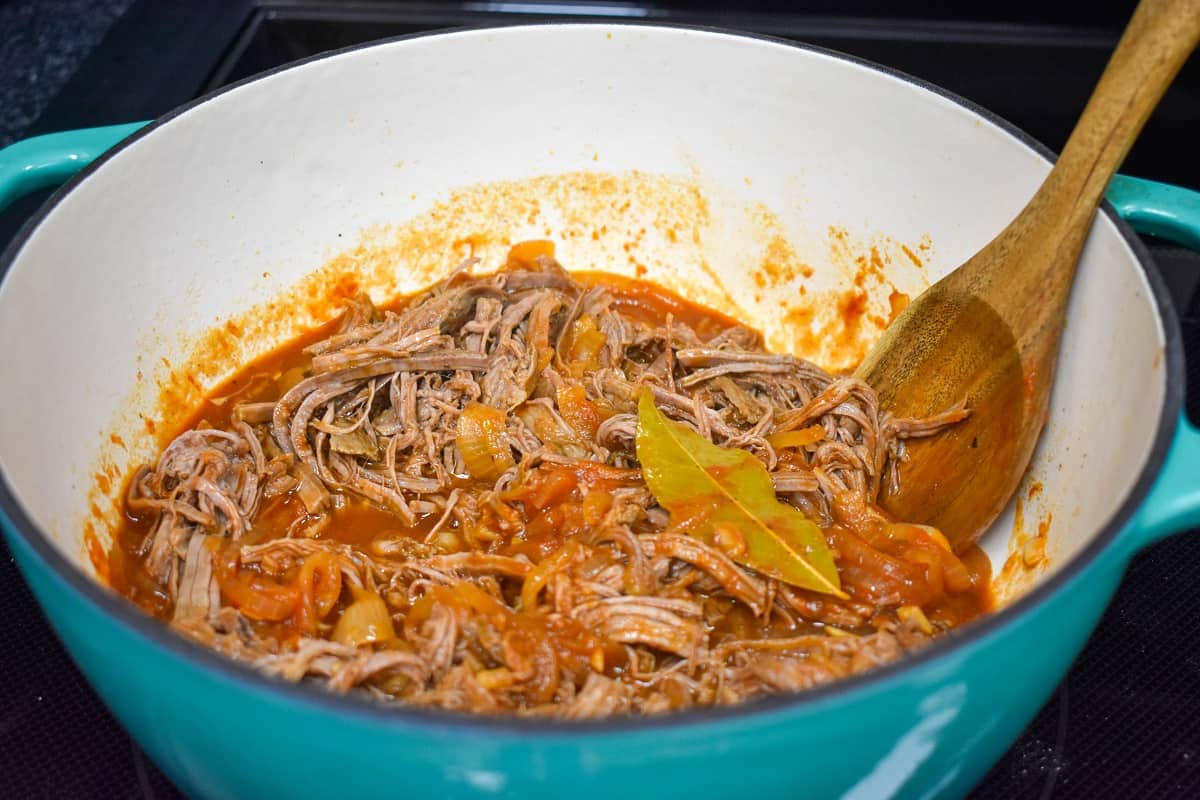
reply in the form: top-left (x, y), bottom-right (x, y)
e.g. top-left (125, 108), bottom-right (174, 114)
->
top-left (112, 249), bottom-right (985, 717)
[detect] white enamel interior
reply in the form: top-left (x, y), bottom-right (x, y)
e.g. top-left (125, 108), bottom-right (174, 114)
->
top-left (0, 25), bottom-right (1166, 603)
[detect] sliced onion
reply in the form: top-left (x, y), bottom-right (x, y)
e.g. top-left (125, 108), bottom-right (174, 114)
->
top-left (216, 568), bottom-right (299, 622)
top-left (457, 402), bottom-right (515, 481)
top-left (886, 522), bottom-right (953, 553)
top-left (515, 403), bottom-right (588, 458)
top-left (766, 425), bottom-right (825, 450)
top-left (520, 540), bottom-right (580, 611)
top-left (294, 551), bottom-right (343, 634)
top-left (332, 587), bottom-right (396, 647)
top-left (562, 315), bottom-right (607, 374)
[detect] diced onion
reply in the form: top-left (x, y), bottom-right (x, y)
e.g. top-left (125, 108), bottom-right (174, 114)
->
top-left (457, 402), bottom-right (515, 481)
top-left (332, 587), bottom-right (396, 647)
top-left (562, 315), bottom-right (607, 375)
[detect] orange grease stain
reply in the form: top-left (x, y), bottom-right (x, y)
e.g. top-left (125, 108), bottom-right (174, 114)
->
top-left (839, 291), bottom-right (869, 329)
top-left (996, 495), bottom-right (1053, 604)
top-left (776, 225), bottom-right (929, 371)
top-left (888, 290), bottom-right (910, 322)
top-left (753, 233), bottom-right (815, 289)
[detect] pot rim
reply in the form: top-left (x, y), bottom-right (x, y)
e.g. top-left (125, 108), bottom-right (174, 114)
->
top-left (0, 21), bottom-right (1184, 736)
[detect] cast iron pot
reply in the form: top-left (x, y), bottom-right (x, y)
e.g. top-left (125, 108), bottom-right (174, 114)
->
top-left (1, 24), bottom-right (1199, 800)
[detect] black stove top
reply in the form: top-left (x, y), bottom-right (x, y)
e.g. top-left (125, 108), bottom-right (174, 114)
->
top-left (3, 3), bottom-right (1200, 797)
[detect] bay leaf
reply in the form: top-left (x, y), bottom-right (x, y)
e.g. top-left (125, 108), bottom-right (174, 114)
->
top-left (635, 390), bottom-right (844, 597)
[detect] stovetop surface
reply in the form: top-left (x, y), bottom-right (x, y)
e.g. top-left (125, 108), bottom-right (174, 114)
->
top-left (2, 3), bottom-right (1199, 797)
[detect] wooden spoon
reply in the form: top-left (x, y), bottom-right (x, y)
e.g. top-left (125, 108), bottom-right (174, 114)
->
top-left (855, 0), bottom-right (1200, 553)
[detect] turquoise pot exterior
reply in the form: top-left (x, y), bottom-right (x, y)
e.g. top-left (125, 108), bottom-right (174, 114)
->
top-left (2, 128), bottom-right (1200, 799)
top-left (0, 516), bottom-right (1131, 800)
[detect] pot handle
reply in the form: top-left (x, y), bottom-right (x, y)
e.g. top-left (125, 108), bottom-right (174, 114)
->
top-left (1131, 416), bottom-right (1200, 545)
top-left (1106, 174), bottom-right (1200, 546)
top-left (0, 122), bottom-right (149, 212)
top-left (1108, 174), bottom-right (1200, 251)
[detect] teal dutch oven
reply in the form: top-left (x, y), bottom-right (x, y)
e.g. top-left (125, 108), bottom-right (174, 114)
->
top-left (1, 24), bottom-right (1199, 800)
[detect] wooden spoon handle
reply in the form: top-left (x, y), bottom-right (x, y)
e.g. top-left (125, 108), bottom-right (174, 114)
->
top-left (1031, 0), bottom-right (1200, 293)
